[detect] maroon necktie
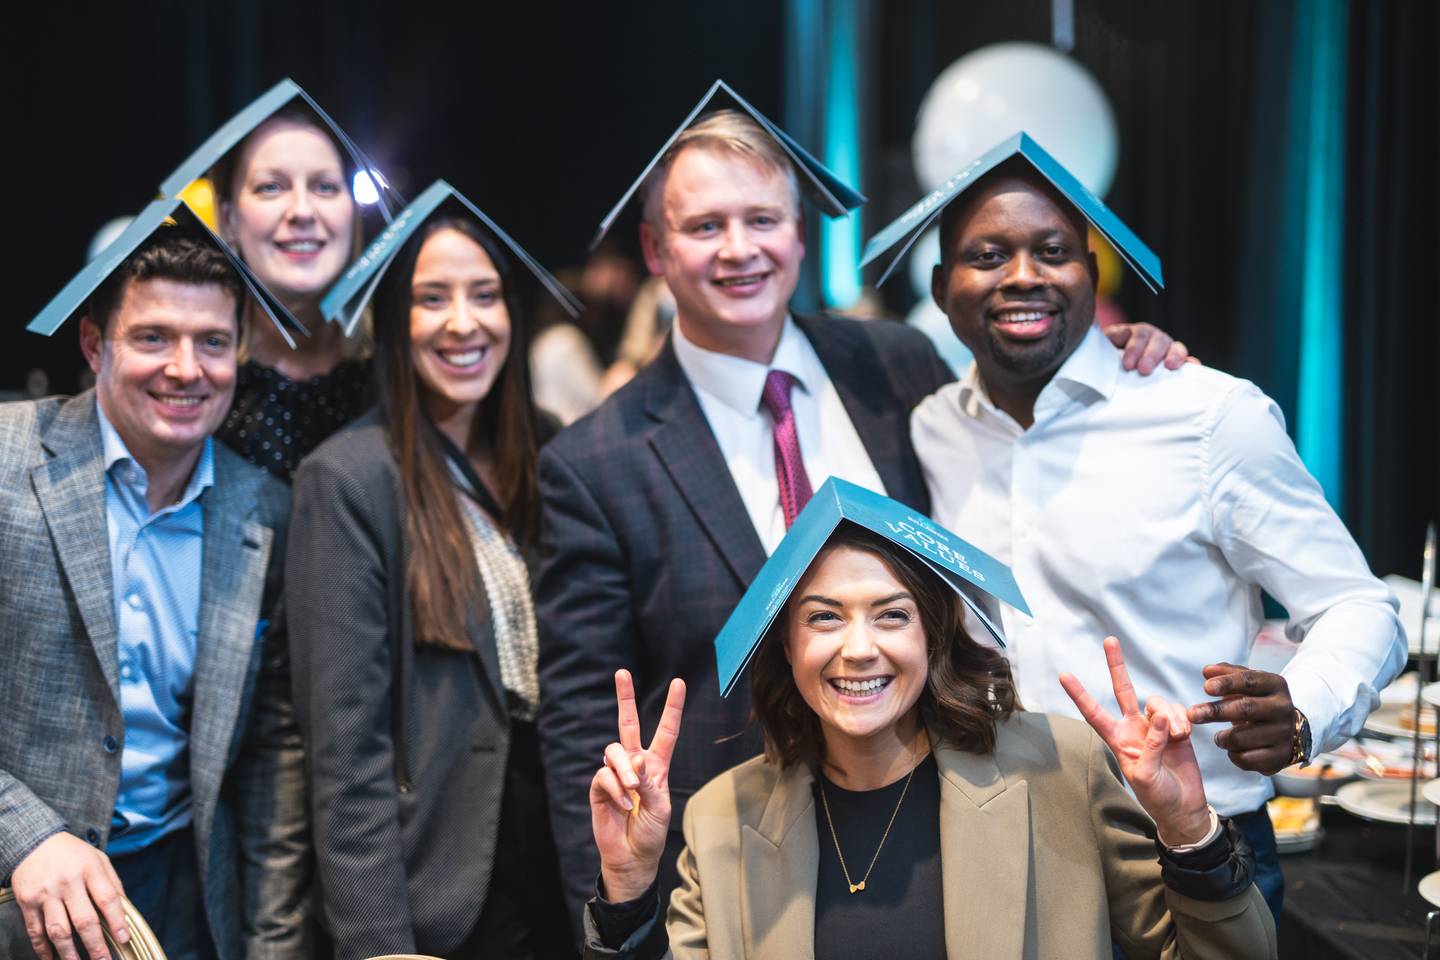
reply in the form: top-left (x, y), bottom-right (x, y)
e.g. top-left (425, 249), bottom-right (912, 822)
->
top-left (761, 370), bottom-right (814, 528)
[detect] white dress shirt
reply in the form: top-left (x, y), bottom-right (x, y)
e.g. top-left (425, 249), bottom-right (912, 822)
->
top-left (673, 315), bottom-right (886, 554)
top-left (912, 325), bottom-right (1405, 815)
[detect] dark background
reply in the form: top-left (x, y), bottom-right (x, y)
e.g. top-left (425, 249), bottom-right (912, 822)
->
top-left (6, 0), bottom-right (1437, 578)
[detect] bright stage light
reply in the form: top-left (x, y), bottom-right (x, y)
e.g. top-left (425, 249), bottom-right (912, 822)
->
top-left (353, 170), bottom-right (381, 205)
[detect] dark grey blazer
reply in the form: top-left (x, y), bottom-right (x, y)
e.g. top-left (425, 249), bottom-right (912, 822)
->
top-left (0, 392), bottom-right (306, 960)
top-left (535, 315), bottom-right (956, 928)
top-left (286, 410), bottom-right (511, 960)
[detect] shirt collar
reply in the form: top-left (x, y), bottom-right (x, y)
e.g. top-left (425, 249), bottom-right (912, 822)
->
top-left (955, 323), bottom-right (1119, 422)
top-left (672, 314), bottom-right (816, 416)
top-left (96, 397), bottom-right (215, 508)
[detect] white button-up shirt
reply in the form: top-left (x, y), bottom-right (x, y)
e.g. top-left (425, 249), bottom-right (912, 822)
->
top-left (673, 315), bottom-right (886, 554)
top-left (912, 325), bottom-right (1405, 815)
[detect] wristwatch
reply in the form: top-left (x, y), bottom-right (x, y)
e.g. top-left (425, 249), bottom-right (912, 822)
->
top-left (1291, 708), bottom-right (1313, 767)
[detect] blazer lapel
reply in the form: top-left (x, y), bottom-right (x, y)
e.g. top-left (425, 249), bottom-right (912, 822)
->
top-left (190, 455), bottom-right (270, 816)
top-left (33, 394), bottom-right (119, 703)
top-left (798, 315), bottom-right (930, 511)
top-left (740, 763), bottom-right (818, 960)
top-left (645, 342), bottom-right (767, 587)
top-left (936, 745), bottom-right (1030, 960)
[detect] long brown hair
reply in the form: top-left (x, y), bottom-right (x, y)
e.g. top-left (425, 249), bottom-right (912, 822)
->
top-left (372, 211), bottom-right (541, 651)
top-left (749, 523), bottom-right (1019, 768)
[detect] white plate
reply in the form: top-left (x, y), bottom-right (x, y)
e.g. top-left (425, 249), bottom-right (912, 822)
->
top-left (1422, 683), bottom-right (1440, 709)
top-left (1275, 828), bottom-right (1324, 854)
top-left (1421, 871), bottom-right (1440, 908)
top-left (1363, 703), bottom-right (1437, 739)
top-left (1385, 574), bottom-right (1440, 656)
top-left (1335, 780), bottom-right (1438, 825)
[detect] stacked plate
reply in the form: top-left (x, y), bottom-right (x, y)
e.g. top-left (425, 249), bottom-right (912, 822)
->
top-left (1333, 778), bottom-right (1440, 826)
top-left (1268, 795), bottom-right (1323, 853)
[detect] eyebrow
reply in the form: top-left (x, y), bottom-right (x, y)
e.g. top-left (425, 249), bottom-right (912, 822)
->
top-left (413, 276), bottom-right (499, 289)
top-left (795, 591), bottom-right (913, 608)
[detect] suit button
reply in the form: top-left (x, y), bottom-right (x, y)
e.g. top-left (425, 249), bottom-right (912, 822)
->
top-left (85, 828), bottom-right (100, 845)
top-left (102, 735), bottom-right (119, 753)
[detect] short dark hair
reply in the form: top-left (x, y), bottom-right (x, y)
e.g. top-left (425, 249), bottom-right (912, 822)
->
top-left (937, 157), bottom-right (1091, 271)
top-left (86, 227), bottom-right (244, 333)
top-left (749, 523), bottom-right (1020, 770)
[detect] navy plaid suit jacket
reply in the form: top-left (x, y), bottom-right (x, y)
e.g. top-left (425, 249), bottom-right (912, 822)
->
top-left (536, 314), bottom-right (955, 929)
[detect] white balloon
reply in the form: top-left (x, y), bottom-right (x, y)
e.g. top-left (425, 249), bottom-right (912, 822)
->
top-left (905, 298), bottom-right (972, 379)
top-left (87, 217), bottom-right (134, 263)
top-left (913, 42), bottom-right (1118, 197)
top-left (908, 227), bottom-right (942, 300)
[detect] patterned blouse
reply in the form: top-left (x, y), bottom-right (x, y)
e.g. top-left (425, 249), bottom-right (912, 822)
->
top-left (217, 358), bottom-right (373, 482)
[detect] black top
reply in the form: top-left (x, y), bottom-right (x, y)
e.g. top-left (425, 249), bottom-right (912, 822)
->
top-left (813, 752), bottom-right (945, 960)
top-left (217, 358), bottom-right (373, 481)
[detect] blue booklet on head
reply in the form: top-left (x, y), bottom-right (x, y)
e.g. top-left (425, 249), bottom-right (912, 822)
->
top-left (860, 131), bottom-right (1164, 293)
top-left (319, 179), bottom-right (583, 336)
top-left (714, 477), bottom-right (1030, 698)
top-left (27, 197), bottom-right (299, 342)
top-left (591, 78), bottom-right (867, 250)
top-left (158, 78), bottom-right (402, 220)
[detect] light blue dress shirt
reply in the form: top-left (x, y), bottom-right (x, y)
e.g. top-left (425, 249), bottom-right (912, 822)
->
top-left (96, 402), bottom-right (213, 855)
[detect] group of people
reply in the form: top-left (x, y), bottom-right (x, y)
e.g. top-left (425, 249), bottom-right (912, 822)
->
top-left (0, 77), bottom-right (1405, 960)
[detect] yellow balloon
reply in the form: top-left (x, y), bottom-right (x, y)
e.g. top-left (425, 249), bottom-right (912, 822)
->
top-left (178, 178), bottom-right (219, 231)
top-left (1089, 226), bottom-right (1122, 300)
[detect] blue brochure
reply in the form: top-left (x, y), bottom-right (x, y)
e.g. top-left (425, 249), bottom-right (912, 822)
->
top-left (157, 78), bottom-right (401, 221)
top-left (859, 132), bottom-right (1164, 293)
top-left (714, 477), bottom-right (1030, 698)
top-left (591, 78), bottom-right (867, 249)
top-left (27, 197), bottom-right (300, 344)
top-left (319, 179), bottom-right (583, 336)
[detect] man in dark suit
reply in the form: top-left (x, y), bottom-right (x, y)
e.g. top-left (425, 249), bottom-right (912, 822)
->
top-left (0, 227), bottom-right (306, 960)
top-left (537, 99), bottom-right (1183, 930)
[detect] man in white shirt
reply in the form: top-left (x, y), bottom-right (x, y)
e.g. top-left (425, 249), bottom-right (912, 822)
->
top-left (904, 153), bottom-right (1405, 916)
top-left (536, 93), bottom-right (1189, 932)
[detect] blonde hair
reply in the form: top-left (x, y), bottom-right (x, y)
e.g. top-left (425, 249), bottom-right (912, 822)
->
top-left (639, 109), bottom-right (802, 227)
top-left (216, 109), bottom-right (373, 361)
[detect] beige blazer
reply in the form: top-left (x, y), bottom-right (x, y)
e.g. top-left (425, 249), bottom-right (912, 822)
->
top-left (657, 712), bottom-right (1276, 960)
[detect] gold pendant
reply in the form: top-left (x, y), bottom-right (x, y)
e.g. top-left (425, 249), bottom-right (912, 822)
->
top-left (849, 881), bottom-right (865, 894)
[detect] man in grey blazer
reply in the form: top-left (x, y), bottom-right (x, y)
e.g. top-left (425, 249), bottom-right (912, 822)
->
top-left (0, 227), bottom-right (307, 960)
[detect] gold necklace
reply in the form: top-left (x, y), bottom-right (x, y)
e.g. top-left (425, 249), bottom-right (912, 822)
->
top-left (818, 752), bottom-right (923, 895)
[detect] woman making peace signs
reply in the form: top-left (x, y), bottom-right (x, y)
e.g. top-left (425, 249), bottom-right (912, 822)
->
top-left (584, 524), bottom-right (1275, 959)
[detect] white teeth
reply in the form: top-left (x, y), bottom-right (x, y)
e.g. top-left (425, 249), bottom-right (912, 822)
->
top-left (715, 275), bottom-right (763, 286)
top-left (278, 240), bottom-right (321, 252)
top-left (440, 348), bottom-right (485, 366)
top-left (833, 677), bottom-right (890, 694)
top-left (996, 311), bottom-right (1049, 323)
top-left (156, 396), bottom-right (202, 407)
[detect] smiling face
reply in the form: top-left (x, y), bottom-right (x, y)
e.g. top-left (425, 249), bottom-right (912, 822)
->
top-left (932, 174), bottom-right (1098, 391)
top-left (222, 116), bottom-right (357, 304)
top-left (408, 227), bottom-right (512, 432)
top-left (785, 545), bottom-right (930, 753)
top-left (81, 278), bottom-right (239, 468)
top-left (640, 145), bottom-right (805, 362)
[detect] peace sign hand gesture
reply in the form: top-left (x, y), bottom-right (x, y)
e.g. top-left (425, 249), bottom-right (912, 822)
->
top-left (1059, 637), bottom-right (1215, 847)
top-left (591, 669), bottom-right (686, 903)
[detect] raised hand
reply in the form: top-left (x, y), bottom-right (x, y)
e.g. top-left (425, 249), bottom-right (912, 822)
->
top-left (1059, 637), bottom-right (1213, 846)
top-left (1187, 662), bottom-right (1297, 775)
top-left (590, 669), bottom-right (686, 903)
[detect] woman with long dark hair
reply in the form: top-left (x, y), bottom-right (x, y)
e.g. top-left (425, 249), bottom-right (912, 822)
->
top-left (286, 198), bottom-right (568, 960)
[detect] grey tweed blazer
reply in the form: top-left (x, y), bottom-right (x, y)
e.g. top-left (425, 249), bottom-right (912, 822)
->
top-left (0, 392), bottom-right (309, 960)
